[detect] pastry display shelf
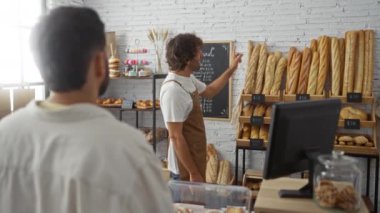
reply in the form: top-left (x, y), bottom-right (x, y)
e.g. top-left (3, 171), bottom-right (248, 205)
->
top-left (241, 91), bottom-right (282, 103)
top-left (283, 91), bottom-right (326, 102)
top-left (239, 116), bottom-right (271, 125)
top-left (337, 106), bottom-right (376, 128)
top-left (328, 91), bottom-right (375, 104)
top-left (105, 74), bottom-right (167, 152)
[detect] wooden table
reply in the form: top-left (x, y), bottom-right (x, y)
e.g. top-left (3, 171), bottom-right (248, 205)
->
top-left (254, 177), bottom-right (369, 213)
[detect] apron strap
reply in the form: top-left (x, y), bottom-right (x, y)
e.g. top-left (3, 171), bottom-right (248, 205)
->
top-left (162, 80), bottom-right (194, 97)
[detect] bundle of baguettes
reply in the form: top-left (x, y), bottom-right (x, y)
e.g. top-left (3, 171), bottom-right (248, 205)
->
top-left (340, 29), bottom-right (375, 97)
top-left (206, 144), bottom-right (219, 184)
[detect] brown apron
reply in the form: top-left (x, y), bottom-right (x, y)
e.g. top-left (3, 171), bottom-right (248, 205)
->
top-left (164, 80), bottom-right (207, 181)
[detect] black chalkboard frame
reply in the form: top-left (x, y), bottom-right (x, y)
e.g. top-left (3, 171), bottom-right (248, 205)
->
top-left (199, 40), bottom-right (233, 121)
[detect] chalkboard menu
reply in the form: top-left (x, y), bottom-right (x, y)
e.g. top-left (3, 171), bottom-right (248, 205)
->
top-left (193, 41), bottom-right (232, 120)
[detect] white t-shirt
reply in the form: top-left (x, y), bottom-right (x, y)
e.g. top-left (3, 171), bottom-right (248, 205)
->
top-left (160, 72), bottom-right (207, 174)
top-left (0, 101), bottom-right (174, 213)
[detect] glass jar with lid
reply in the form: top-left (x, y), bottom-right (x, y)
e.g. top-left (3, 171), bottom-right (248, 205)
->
top-left (314, 151), bottom-right (362, 212)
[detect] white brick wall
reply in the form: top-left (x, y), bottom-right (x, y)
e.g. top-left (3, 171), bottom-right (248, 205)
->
top-left (51, 0), bottom-right (380, 206)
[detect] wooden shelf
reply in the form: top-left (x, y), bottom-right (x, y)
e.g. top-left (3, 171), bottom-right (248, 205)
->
top-left (283, 92), bottom-right (326, 102)
top-left (337, 119), bottom-right (375, 128)
top-left (241, 93), bottom-right (281, 103)
top-left (236, 139), bottom-right (268, 150)
top-left (329, 92), bottom-right (374, 104)
top-left (239, 116), bottom-right (271, 124)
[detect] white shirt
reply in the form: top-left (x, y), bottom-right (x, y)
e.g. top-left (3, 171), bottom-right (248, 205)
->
top-left (0, 101), bottom-right (174, 213)
top-left (160, 72), bottom-right (206, 174)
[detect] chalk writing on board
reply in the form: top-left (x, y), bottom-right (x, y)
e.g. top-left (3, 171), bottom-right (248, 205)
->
top-left (193, 41), bottom-right (231, 120)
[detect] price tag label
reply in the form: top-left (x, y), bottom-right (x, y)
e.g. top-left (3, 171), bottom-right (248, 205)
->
top-left (344, 119), bottom-right (360, 129)
top-left (249, 139), bottom-right (265, 150)
top-left (122, 99), bottom-right (134, 109)
top-left (296, 94), bottom-right (310, 101)
top-left (250, 116), bottom-right (264, 126)
top-left (347, 93), bottom-right (362, 103)
top-left (252, 94), bottom-right (265, 104)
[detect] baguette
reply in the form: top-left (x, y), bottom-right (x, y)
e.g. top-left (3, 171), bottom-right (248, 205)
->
top-left (363, 30), bottom-right (374, 96)
top-left (310, 39), bottom-right (318, 52)
top-left (286, 51), bottom-right (302, 94)
top-left (216, 160), bottom-right (231, 185)
top-left (253, 105), bottom-right (266, 116)
top-left (242, 124), bottom-right (251, 140)
top-left (259, 125), bottom-right (269, 141)
top-left (331, 37), bottom-right (341, 96)
top-left (263, 55), bottom-right (276, 95)
top-left (243, 41), bottom-right (254, 94)
top-left (316, 36), bottom-right (330, 95)
top-left (254, 44), bottom-right (268, 94)
top-left (206, 144), bottom-right (218, 184)
top-left (242, 104), bottom-right (254, 116)
top-left (307, 52), bottom-right (319, 95)
top-left (338, 38), bottom-right (345, 94)
top-left (343, 31), bottom-right (357, 96)
top-left (244, 44), bottom-right (261, 94)
top-left (354, 31), bottom-right (365, 93)
top-left (265, 106), bottom-right (272, 117)
top-left (286, 47), bottom-right (297, 90)
top-left (270, 57), bottom-right (287, 95)
top-left (274, 51), bottom-right (282, 65)
top-left (250, 126), bottom-right (260, 139)
top-left (297, 48), bottom-right (312, 94)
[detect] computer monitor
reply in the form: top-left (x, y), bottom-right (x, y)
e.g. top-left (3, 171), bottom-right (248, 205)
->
top-left (263, 99), bottom-right (341, 198)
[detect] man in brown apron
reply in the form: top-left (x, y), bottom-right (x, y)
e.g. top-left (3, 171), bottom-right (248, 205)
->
top-left (161, 33), bottom-right (242, 182)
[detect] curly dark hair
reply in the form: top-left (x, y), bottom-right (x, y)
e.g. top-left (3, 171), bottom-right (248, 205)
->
top-left (166, 33), bottom-right (203, 71)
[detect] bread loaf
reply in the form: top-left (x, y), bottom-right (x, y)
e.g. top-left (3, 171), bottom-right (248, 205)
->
top-left (343, 31), bottom-right (357, 96)
top-left (310, 39), bottom-right (318, 52)
top-left (274, 51), bottom-right (282, 65)
top-left (331, 37), bottom-right (341, 96)
top-left (216, 160), bottom-right (231, 185)
top-left (286, 47), bottom-right (297, 90)
top-left (242, 104), bottom-right (254, 116)
top-left (265, 106), bottom-right (272, 117)
top-left (338, 38), bottom-right (345, 94)
top-left (206, 144), bottom-right (218, 184)
top-left (297, 48), bottom-right (312, 94)
top-left (263, 55), bottom-right (276, 95)
top-left (259, 125), bottom-right (269, 141)
top-left (339, 106), bottom-right (367, 121)
top-left (253, 105), bottom-right (266, 116)
top-left (307, 52), bottom-right (319, 95)
top-left (286, 51), bottom-right (302, 94)
top-left (250, 126), bottom-right (260, 139)
top-left (363, 30), bottom-right (374, 96)
top-left (242, 124), bottom-right (251, 139)
top-left (244, 43), bottom-right (261, 94)
top-left (317, 36), bottom-right (330, 95)
top-left (254, 44), bottom-right (268, 94)
top-left (354, 31), bottom-right (365, 93)
top-left (270, 57), bottom-right (287, 95)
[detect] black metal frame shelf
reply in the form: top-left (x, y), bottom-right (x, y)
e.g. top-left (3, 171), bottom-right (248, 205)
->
top-left (105, 74), bottom-right (167, 152)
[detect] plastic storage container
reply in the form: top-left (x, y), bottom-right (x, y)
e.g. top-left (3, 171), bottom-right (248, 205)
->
top-left (314, 151), bottom-right (362, 212)
top-left (168, 180), bottom-right (252, 213)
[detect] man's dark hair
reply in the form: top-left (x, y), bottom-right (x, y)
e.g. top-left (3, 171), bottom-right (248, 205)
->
top-left (31, 7), bottom-right (105, 92)
top-left (166, 33), bottom-right (203, 71)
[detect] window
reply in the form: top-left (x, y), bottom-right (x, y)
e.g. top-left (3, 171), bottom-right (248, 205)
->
top-left (0, 0), bottom-right (44, 85)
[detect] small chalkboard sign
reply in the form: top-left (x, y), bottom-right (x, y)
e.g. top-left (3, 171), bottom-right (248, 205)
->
top-left (193, 41), bottom-right (233, 120)
top-left (344, 119), bottom-right (360, 129)
top-left (296, 94), bottom-right (310, 101)
top-left (347, 93), bottom-right (362, 103)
